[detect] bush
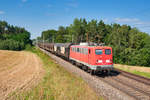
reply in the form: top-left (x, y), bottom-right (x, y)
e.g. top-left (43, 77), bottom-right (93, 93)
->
top-left (0, 39), bottom-right (26, 51)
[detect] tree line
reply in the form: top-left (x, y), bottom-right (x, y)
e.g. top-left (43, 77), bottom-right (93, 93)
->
top-left (0, 20), bottom-right (32, 50)
top-left (39, 18), bottom-right (150, 67)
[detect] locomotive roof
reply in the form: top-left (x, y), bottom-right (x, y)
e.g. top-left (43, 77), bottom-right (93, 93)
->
top-left (71, 45), bottom-right (112, 48)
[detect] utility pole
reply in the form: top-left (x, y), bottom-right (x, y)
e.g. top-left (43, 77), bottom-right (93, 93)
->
top-left (36, 38), bottom-right (38, 46)
top-left (43, 35), bottom-right (44, 47)
top-left (86, 32), bottom-right (89, 43)
top-left (53, 35), bottom-right (54, 43)
top-left (72, 34), bottom-right (74, 43)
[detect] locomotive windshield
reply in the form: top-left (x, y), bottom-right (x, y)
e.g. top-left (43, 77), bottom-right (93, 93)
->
top-left (105, 49), bottom-right (111, 55)
top-left (95, 49), bottom-right (102, 55)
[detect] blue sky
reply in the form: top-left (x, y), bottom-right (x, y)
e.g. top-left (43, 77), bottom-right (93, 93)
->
top-left (0, 0), bottom-right (150, 39)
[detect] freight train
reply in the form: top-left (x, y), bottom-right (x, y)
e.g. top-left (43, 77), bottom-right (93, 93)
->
top-left (38, 42), bottom-right (113, 75)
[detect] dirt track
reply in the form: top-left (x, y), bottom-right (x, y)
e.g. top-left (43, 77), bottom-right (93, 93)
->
top-left (0, 50), bottom-right (44, 100)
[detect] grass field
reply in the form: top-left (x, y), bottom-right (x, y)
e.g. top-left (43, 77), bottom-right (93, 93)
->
top-left (11, 47), bottom-right (102, 100)
top-left (115, 64), bottom-right (150, 78)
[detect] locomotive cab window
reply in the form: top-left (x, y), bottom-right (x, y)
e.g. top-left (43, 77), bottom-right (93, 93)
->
top-left (95, 49), bottom-right (102, 55)
top-left (105, 49), bottom-right (111, 55)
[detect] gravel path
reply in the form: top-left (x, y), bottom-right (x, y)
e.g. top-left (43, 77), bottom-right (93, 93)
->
top-left (0, 50), bottom-right (44, 100)
top-left (39, 48), bottom-right (136, 100)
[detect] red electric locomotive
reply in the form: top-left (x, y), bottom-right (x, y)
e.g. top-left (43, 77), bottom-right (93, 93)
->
top-left (69, 43), bottom-right (113, 74)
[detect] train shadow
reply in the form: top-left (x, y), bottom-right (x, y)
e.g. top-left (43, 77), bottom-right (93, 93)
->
top-left (96, 70), bottom-right (121, 78)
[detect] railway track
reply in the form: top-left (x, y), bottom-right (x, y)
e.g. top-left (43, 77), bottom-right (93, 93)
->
top-left (96, 71), bottom-right (150, 100)
top-left (96, 76), bottom-right (150, 100)
top-left (39, 47), bottom-right (150, 100)
top-left (114, 68), bottom-right (150, 85)
top-left (110, 69), bottom-right (150, 100)
top-left (95, 69), bottom-right (150, 100)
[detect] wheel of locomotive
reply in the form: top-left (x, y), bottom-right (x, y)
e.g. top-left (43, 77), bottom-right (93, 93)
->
top-left (103, 70), bottom-right (110, 76)
top-left (84, 66), bottom-right (88, 71)
top-left (82, 65), bottom-right (87, 71)
top-left (87, 67), bottom-right (91, 73)
top-left (102, 70), bottom-right (107, 75)
top-left (71, 60), bottom-right (75, 65)
top-left (90, 70), bottom-right (95, 75)
top-left (107, 70), bottom-right (111, 75)
top-left (101, 70), bottom-right (105, 74)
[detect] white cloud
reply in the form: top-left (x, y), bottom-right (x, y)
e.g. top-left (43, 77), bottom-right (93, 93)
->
top-left (114, 17), bottom-right (150, 34)
top-left (22, 0), bottom-right (27, 3)
top-left (0, 11), bottom-right (5, 14)
top-left (114, 17), bottom-right (150, 26)
top-left (114, 18), bottom-right (139, 23)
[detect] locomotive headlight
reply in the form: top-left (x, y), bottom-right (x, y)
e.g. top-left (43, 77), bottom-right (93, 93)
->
top-left (106, 60), bottom-right (110, 63)
top-left (98, 60), bottom-right (103, 63)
